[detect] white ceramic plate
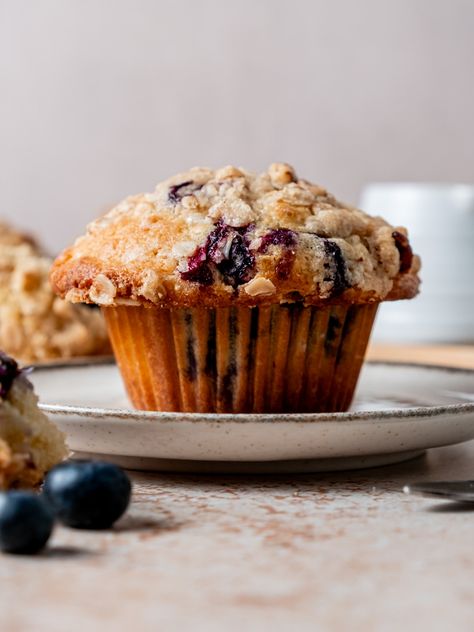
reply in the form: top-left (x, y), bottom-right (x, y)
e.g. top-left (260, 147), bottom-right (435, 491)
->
top-left (31, 361), bottom-right (474, 473)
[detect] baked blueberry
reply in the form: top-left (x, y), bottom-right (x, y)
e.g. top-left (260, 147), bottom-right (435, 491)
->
top-left (180, 245), bottom-right (213, 285)
top-left (168, 180), bottom-right (202, 204)
top-left (258, 228), bottom-right (297, 280)
top-left (322, 239), bottom-right (349, 297)
top-left (216, 232), bottom-right (255, 287)
top-left (258, 228), bottom-right (296, 251)
top-left (0, 492), bottom-right (54, 554)
top-left (43, 460), bottom-right (131, 530)
top-left (0, 351), bottom-right (20, 399)
top-left (392, 231), bottom-right (413, 273)
top-left (181, 221), bottom-right (255, 288)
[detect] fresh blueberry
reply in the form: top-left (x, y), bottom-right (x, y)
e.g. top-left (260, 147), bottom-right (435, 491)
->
top-left (0, 492), bottom-right (54, 554)
top-left (43, 460), bottom-right (132, 530)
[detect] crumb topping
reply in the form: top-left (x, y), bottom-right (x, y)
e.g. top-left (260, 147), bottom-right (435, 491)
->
top-left (0, 238), bottom-right (111, 363)
top-left (51, 163), bottom-right (420, 307)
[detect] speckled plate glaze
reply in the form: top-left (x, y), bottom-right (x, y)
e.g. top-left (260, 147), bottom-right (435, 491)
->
top-left (31, 361), bottom-right (474, 473)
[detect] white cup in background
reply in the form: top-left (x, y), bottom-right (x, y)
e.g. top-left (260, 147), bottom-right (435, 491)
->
top-left (359, 183), bottom-right (474, 344)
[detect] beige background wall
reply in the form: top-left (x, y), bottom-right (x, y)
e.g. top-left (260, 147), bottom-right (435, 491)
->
top-left (1, 0), bottom-right (473, 253)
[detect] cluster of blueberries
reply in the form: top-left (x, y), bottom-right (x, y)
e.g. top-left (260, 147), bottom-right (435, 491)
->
top-left (0, 460), bottom-right (131, 554)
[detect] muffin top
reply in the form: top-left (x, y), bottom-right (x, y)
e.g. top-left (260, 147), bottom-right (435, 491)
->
top-left (0, 227), bottom-right (111, 362)
top-left (0, 221), bottom-right (40, 250)
top-left (50, 163), bottom-right (420, 308)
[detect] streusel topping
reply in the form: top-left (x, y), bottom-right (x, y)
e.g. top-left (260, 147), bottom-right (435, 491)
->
top-left (0, 241), bottom-right (111, 363)
top-left (51, 164), bottom-right (420, 307)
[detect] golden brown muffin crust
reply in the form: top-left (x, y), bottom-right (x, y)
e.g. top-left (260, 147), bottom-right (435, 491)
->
top-left (51, 164), bottom-right (420, 308)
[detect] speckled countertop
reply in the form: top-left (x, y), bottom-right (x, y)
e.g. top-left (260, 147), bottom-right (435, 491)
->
top-left (0, 440), bottom-right (473, 632)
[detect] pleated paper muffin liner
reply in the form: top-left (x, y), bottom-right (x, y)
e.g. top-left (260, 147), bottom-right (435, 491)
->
top-left (103, 303), bottom-right (378, 414)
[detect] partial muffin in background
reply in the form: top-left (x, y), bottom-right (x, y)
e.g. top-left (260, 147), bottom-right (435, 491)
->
top-left (50, 163), bottom-right (420, 414)
top-left (0, 351), bottom-right (67, 488)
top-left (0, 221), bottom-right (111, 363)
top-left (0, 221), bottom-right (40, 250)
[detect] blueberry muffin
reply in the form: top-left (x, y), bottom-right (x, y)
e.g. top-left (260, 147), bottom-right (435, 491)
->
top-left (0, 351), bottom-right (67, 488)
top-left (50, 164), bottom-right (420, 413)
top-left (0, 220), bottom-right (40, 250)
top-left (0, 222), bottom-right (111, 363)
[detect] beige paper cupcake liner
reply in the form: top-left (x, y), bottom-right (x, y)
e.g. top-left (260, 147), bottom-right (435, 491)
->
top-left (103, 303), bottom-right (378, 414)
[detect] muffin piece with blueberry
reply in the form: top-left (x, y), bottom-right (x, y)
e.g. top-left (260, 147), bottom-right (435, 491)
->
top-left (50, 163), bottom-right (420, 413)
top-left (0, 351), bottom-right (67, 488)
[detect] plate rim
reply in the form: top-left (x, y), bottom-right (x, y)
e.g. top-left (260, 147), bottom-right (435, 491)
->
top-left (33, 359), bottom-right (474, 423)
